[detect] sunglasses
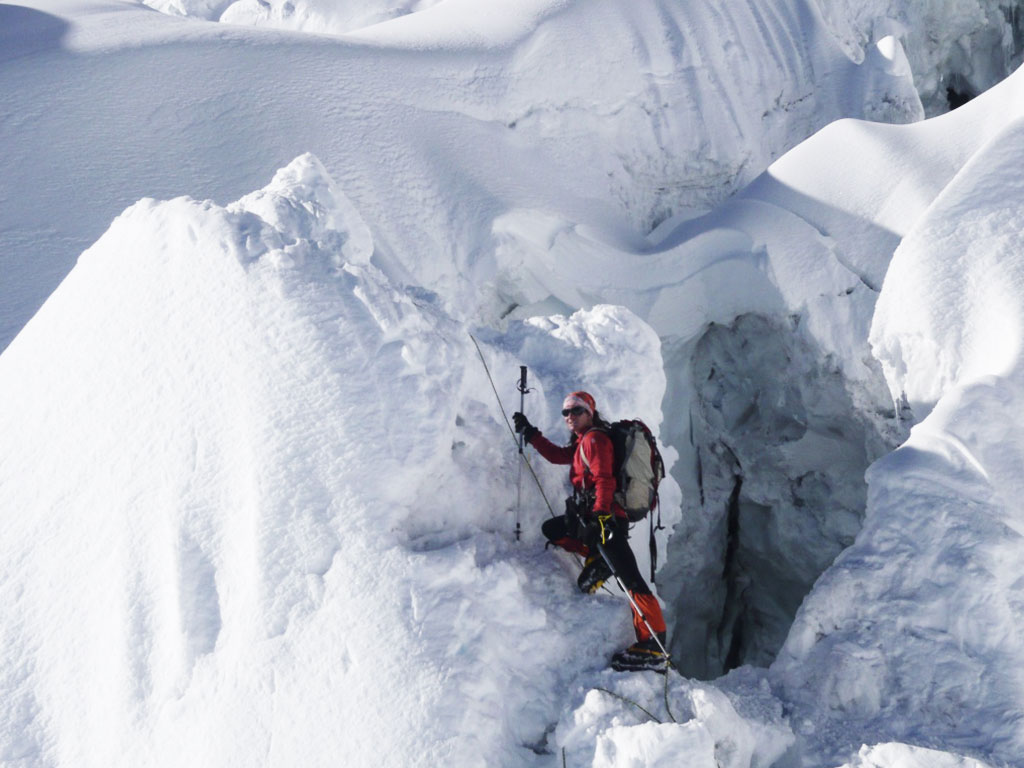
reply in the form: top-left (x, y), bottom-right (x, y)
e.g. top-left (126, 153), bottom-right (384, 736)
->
top-left (561, 406), bottom-right (588, 417)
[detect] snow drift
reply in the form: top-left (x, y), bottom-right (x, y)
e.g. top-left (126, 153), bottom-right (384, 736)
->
top-left (769, 114), bottom-right (1024, 766)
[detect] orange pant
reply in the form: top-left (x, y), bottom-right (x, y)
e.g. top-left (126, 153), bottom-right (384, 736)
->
top-left (543, 513), bottom-right (667, 642)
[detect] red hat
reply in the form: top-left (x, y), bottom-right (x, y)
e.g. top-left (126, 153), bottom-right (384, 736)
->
top-left (563, 391), bottom-right (595, 415)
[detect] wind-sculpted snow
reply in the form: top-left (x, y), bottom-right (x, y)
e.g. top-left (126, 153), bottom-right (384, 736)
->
top-left (144, 0), bottom-right (1024, 120)
top-left (769, 110), bottom-right (1024, 765)
top-left (146, 0), bottom-right (1024, 119)
top-left (0, 0), bottom-right (925, 351)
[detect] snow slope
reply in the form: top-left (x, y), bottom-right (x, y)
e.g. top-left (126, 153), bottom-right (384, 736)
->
top-left (6, 0), bottom-right (1024, 767)
top-left (0, 153), bottom-right (683, 766)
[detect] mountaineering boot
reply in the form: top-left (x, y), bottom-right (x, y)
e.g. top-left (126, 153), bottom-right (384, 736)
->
top-left (610, 633), bottom-right (668, 672)
top-left (577, 555), bottom-right (612, 594)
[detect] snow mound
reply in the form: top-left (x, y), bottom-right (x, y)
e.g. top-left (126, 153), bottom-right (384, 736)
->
top-left (836, 742), bottom-right (996, 768)
top-left (0, 152), bottom-right (468, 764)
top-left (0, 154), bottom-right (699, 766)
top-left (218, 0), bottom-right (441, 35)
top-left (230, 152), bottom-right (374, 267)
top-left (146, 0), bottom-right (446, 34)
top-left (554, 667), bottom-right (792, 768)
top-left (870, 117), bottom-right (1024, 419)
top-left (770, 113), bottom-right (1024, 766)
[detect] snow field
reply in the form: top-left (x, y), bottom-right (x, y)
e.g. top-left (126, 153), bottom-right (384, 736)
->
top-left (7, 0), bottom-right (1024, 766)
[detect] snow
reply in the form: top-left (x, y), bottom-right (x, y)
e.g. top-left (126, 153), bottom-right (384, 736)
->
top-left (142, 0), bottom-right (1024, 118)
top-left (870, 116), bottom-right (1024, 418)
top-left (6, 0), bottom-right (1024, 767)
top-left (815, 0), bottom-right (1024, 114)
top-left (0, 0), bottom-right (931, 352)
top-left (837, 743), bottom-right (995, 768)
top-left (0, 153), bottom-right (678, 766)
top-left (555, 668), bottom-right (793, 768)
top-left (768, 107), bottom-right (1024, 767)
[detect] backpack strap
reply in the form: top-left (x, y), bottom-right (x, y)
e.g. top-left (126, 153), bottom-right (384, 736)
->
top-left (649, 499), bottom-right (661, 583)
top-left (576, 426), bottom-right (608, 472)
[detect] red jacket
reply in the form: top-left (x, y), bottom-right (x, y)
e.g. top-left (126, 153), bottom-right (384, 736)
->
top-left (529, 428), bottom-right (623, 518)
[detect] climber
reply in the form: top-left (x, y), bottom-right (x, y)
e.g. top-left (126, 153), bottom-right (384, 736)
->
top-left (514, 391), bottom-right (668, 672)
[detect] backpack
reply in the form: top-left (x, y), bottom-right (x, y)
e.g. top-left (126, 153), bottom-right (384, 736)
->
top-left (579, 418), bottom-right (667, 583)
top-left (582, 419), bottom-right (665, 522)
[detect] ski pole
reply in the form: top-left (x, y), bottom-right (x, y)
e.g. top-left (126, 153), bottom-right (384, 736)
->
top-left (595, 540), bottom-right (672, 661)
top-left (468, 334), bottom-right (558, 519)
top-left (515, 366), bottom-right (529, 541)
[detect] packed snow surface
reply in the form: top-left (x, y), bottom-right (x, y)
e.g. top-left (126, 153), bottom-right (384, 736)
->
top-left (6, 0), bottom-right (1024, 767)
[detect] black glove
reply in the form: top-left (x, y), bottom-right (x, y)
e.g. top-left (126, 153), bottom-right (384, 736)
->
top-left (512, 412), bottom-right (538, 442)
top-left (564, 497), bottom-right (580, 525)
top-left (582, 513), bottom-right (616, 548)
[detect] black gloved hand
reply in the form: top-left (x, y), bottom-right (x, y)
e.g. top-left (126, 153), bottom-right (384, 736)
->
top-left (582, 513), bottom-right (615, 549)
top-left (512, 412), bottom-right (538, 442)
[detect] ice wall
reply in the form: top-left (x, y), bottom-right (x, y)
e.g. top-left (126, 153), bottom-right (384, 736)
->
top-left (663, 314), bottom-right (905, 677)
top-left (816, 0), bottom-right (1024, 113)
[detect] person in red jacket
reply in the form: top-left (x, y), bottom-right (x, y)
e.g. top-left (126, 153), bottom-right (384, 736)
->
top-left (514, 391), bottom-right (668, 671)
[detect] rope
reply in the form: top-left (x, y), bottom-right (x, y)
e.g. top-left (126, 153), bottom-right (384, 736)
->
top-left (593, 686), bottom-right (663, 724)
top-left (663, 662), bottom-right (677, 723)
